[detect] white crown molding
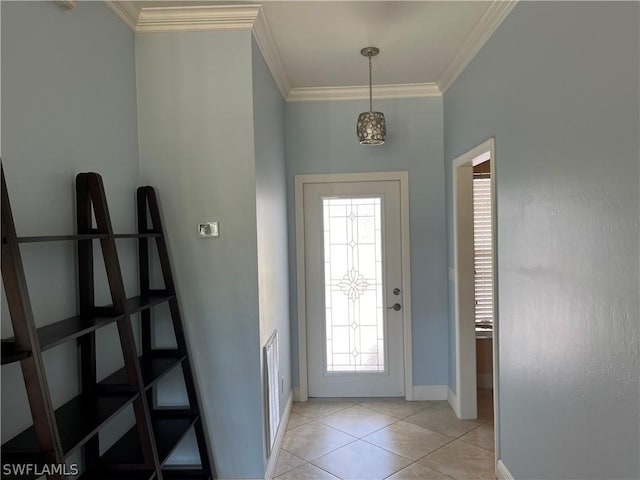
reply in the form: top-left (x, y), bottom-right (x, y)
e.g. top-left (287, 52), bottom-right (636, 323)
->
top-left (103, 1), bottom-right (515, 100)
top-left (287, 83), bottom-right (441, 102)
top-left (135, 4), bottom-right (261, 33)
top-left (252, 8), bottom-right (291, 99)
top-left (103, 2), bottom-right (292, 98)
top-left (105, 1), bottom-right (138, 31)
top-left (438, 0), bottom-right (518, 93)
top-left (104, 2), bottom-right (261, 33)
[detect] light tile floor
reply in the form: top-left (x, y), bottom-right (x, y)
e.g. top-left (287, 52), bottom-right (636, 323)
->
top-left (275, 389), bottom-right (494, 480)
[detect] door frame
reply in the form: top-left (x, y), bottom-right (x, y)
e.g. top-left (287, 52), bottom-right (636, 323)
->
top-left (451, 138), bottom-right (499, 451)
top-left (294, 172), bottom-right (413, 401)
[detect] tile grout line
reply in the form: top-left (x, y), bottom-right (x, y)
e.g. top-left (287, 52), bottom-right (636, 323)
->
top-left (281, 400), bottom-right (493, 479)
top-left (308, 406), bottom-right (427, 479)
top-left (408, 421), bottom-right (496, 475)
top-left (286, 405), bottom-right (407, 479)
top-left (274, 448), bottom-right (309, 478)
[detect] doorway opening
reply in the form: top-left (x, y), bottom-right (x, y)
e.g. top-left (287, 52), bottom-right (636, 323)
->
top-left (451, 139), bottom-right (498, 453)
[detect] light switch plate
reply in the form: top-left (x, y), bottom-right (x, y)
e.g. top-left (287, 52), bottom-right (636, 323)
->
top-left (198, 222), bottom-right (219, 238)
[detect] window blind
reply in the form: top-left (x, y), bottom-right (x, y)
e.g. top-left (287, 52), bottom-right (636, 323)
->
top-left (473, 175), bottom-right (493, 329)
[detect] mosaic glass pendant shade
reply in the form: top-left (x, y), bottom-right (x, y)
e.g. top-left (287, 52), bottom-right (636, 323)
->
top-left (357, 47), bottom-right (386, 145)
top-left (357, 111), bottom-right (386, 145)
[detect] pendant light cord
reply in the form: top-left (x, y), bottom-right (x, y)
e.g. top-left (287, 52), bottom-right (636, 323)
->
top-left (368, 53), bottom-right (373, 111)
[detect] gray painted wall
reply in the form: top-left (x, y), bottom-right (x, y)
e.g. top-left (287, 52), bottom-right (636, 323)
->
top-left (1, 0), bottom-right (139, 453)
top-left (285, 97), bottom-right (447, 389)
top-left (136, 30), bottom-right (267, 478)
top-left (444, 2), bottom-right (639, 478)
top-left (252, 39), bottom-right (292, 420)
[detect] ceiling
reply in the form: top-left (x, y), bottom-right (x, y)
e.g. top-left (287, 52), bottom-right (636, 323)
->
top-left (118, 1), bottom-right (517, 98)
top-left (261, 2), bottom-right (490, 89)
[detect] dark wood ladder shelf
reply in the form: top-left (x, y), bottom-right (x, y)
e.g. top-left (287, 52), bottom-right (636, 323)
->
top-left (1, 166), bottom-right (215, 479)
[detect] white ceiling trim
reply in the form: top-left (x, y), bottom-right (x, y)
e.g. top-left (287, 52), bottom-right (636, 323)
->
top-left (104, 1), bottom-right (517, 100)
top-left (286, 83), bottom-right (441, 102)
top-left (134, 5), bottom-right (261, 33)
top-left (105, 1), bottom-right (138, 31)
top-left (104, 2), bottom-right (292, 98)
top-left (437, 0), bottom-right (518, 93)
top-left (105, 3), bottom-right (263, 32)
top-left (253, 9), bottom-right (291, 99)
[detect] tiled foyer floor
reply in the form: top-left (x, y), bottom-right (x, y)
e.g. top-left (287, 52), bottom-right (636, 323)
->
top-left (274, 390), bottom-right (495, 480)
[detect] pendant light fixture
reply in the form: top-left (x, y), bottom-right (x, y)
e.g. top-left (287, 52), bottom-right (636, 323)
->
top-left (357, 46), bottom-right (386, 145)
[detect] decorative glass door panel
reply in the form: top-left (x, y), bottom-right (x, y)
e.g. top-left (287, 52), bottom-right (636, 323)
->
top-left (323, 197), bottom-right (385, 373)
top-left (303, 179), bottom-right (405, 397)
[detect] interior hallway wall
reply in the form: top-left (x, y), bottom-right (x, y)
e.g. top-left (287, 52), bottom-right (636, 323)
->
top-left (444, 2), bottom-right (639, 478)
top-left (252, 34), bottom-right (292, 457)
top-left (136, 30), bottom-right (266, 478)
top-left (285, 97), bottom-right (448, 392)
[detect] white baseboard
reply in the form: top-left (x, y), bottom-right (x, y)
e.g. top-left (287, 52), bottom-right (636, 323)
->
top-left (478, 374), bottom-right (494, 390)
top-left (447, 387), bottom-right (461, 417)
top-left (293, 386), bottom-right (305, 402)
top-left (412, 385), bottom-right (448, 401)
top-left (496, 459), bottom-right (514, 480)
top-left (263, 390), bottom-right (293, 480)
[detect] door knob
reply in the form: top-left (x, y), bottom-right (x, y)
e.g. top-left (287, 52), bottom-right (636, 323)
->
top-left (387, 303), bottom-right (402, 311)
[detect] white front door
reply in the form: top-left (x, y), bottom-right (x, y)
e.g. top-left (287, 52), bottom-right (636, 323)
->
top-left (303, 179), bottom-right (406, 397)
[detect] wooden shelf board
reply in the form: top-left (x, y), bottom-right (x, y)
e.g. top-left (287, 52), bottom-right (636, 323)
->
top-left (57, 392), bottom-right (140, 456)
top-left (99, 426), bottom-right (145, 466)
top-left (37, 312), bottom-right (124, 351)
top-left (126, 293), bottom-right (175, 314)
top-left (113, 233), bottom-right (162, 239)
top-left (99, 350), bottom-right (185, 392)
top-left (1, 340), bottom-right (30, 365)
top-left (2, 391), bottom-right (138, 458)
top-left (101, 414), bottom-right (199, 467)
top-left (17, 234), bottom-right (109, 243)
top-left (3, 293), bottom-right (174, 353)
top-left (17, 232), bottom-right (162, 243)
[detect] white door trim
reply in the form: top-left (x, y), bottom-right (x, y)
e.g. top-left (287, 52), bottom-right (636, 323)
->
top-left (451, 138), bottom-right (499, 457)
top-left (452, 157), bottom-right (476, 419)
top-left (294, 172), bottom-right (413, 401)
